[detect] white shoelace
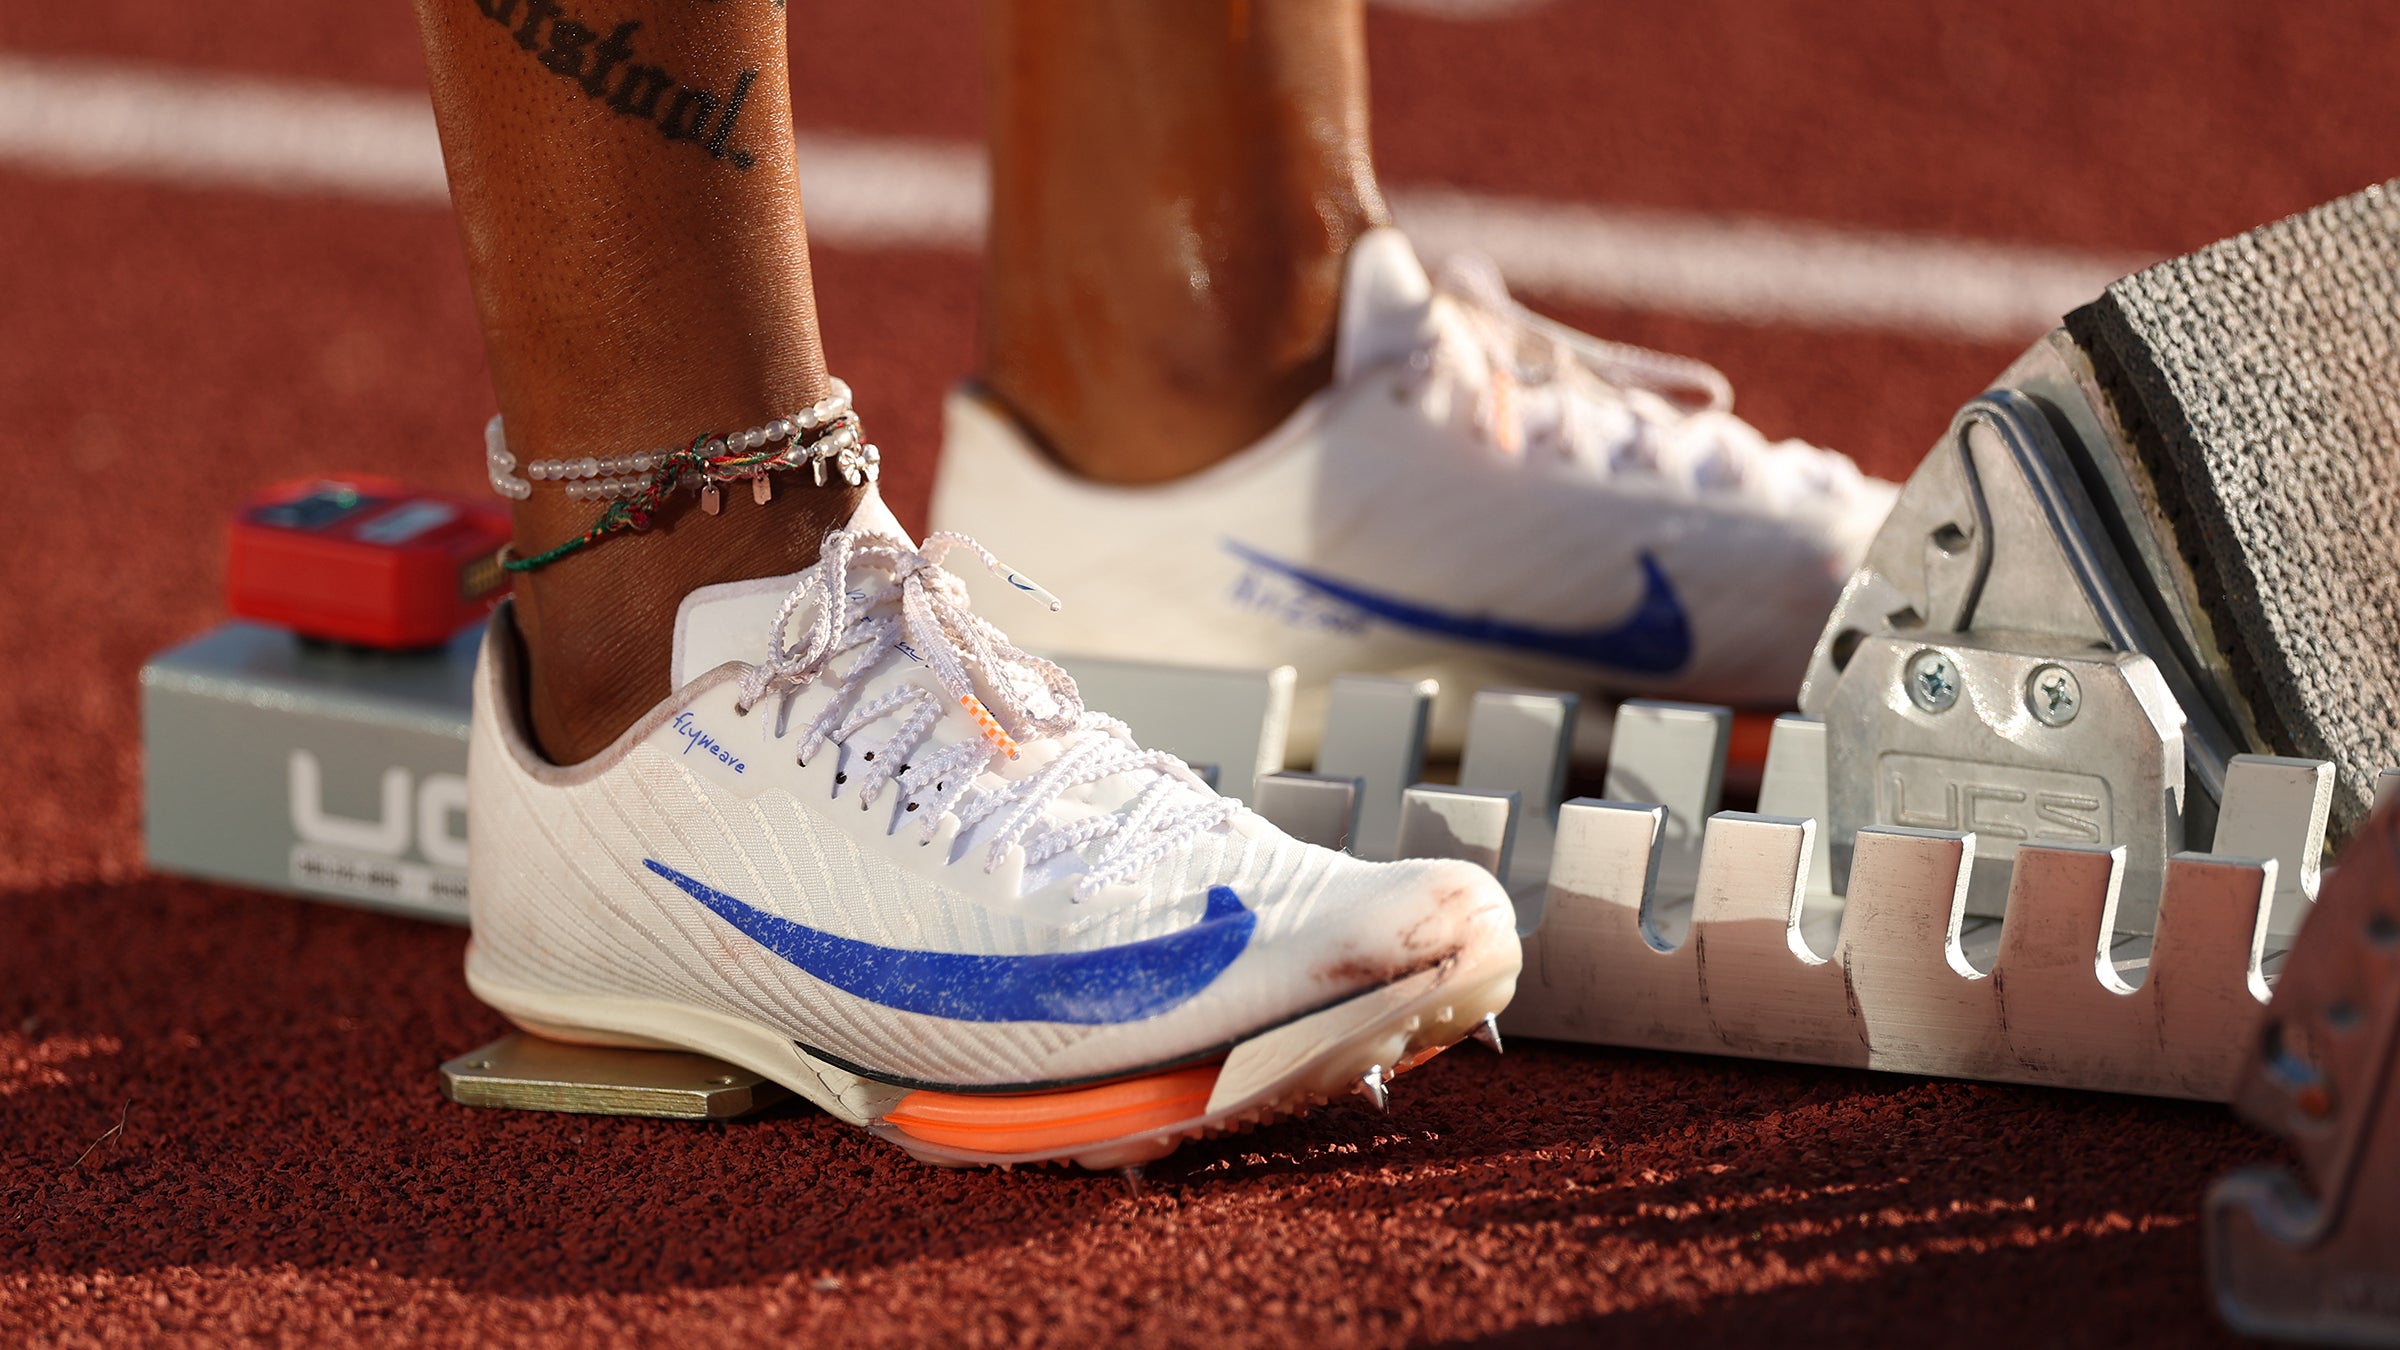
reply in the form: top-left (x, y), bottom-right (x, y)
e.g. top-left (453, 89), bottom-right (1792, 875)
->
top-left (1408, 253), bottom-right (1867, 507)
top-left (734, 528), bottom-right (1236, 900)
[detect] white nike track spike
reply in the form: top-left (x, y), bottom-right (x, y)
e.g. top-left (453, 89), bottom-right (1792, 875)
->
top-left (1471, 1013), bottom-right (1504, 1055)
top-left (462, 493), bottom-right (1522, 1171)
top-left (931, 226), bottom-right (1899, 758)
top-left (1356, 1064), bottom-right (1390, 1113)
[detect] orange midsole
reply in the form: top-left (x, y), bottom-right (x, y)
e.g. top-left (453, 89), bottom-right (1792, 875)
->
top-left (880, 1037), bottom-right (1459, 1156)
top-left (883, 1064), bottom-right (1223, 1154)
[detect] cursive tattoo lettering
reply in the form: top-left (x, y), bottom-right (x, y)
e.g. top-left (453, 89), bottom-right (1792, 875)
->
top-left (473, 0), bottom-right (760, 170)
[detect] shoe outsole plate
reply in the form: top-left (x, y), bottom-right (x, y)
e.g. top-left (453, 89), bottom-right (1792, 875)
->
top-left (466, 939), bottom-right (1518, 1172)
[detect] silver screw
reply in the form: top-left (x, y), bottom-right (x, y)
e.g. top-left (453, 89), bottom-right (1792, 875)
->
top-left (2027, 665), bottom-right (2080, 726)
top-left (1905, 650), bottom-right (1960, 712)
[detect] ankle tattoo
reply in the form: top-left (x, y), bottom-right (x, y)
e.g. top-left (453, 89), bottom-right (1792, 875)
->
top-left (471, 0), bottom-right (763, 172)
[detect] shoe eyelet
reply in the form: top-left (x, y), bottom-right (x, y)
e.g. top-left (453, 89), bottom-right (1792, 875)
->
top-left (834, 772), bottom-right (847, 784)
top-left (863, 751), bottom-right (875, 762)
top-left (906, 802), bottom-right (919, 812)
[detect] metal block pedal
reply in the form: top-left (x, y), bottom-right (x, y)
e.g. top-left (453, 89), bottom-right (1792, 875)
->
top-left (1800, 178), bottom-right (2400, 908)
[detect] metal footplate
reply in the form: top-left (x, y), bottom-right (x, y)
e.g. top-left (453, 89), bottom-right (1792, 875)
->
top-left (1796, 370), bottom-right (2239, 931)
top-left (1468, 307), bottom-right (2397, 1100)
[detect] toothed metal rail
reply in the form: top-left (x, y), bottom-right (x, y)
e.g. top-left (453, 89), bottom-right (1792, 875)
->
top-left (1232, 682), bottom-right (2393, 1103)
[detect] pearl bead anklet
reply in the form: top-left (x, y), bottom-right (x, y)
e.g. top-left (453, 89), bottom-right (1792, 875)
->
top-left (488, 379), bottom-right (880, 575)
top-left (487, 379), bottom-right (874, 503)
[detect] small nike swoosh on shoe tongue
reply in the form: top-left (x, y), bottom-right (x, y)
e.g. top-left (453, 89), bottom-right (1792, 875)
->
top-left (1223, 540), bottom-right (1693, 676)
top-left (646, 860), bottom-right (1255, 1024)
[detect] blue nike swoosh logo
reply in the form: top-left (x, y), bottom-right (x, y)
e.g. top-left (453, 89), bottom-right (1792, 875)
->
top-left (1224, 540), bottom-right (1693, 676)
top-left (645, 860), bottom-right (1255, 1025)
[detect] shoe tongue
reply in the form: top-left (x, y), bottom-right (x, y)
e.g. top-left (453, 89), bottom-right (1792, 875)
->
top-left (1332, 226), bottom-right (1440, 384)
top-left (842, 491), bottom-right (911, 543)
top-left (669, 491), bottom-right (913, 689)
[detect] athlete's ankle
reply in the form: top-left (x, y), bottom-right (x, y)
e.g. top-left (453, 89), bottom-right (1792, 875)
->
top-left (979, 0), bottom-right (1385, 486)
top-left (974, 339), bottom-right (1337, 487)
top-left (510, 483), bottom-right (863, 764)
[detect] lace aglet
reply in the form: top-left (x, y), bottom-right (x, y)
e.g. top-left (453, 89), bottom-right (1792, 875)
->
top-left (990, 560), bottom-right (1063, 612)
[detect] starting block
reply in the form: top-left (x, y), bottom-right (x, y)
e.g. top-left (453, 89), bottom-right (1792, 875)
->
top-left (1488, 176), bottom-right (2400, 1101)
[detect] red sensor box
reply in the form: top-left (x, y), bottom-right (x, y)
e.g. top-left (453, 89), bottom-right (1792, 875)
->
top-left (226, 477), bottom-right (512, 650)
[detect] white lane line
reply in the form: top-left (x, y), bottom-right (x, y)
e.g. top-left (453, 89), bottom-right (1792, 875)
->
top-left (1390, 189), bottom-right (2144, 341)
top-left (0, 55), bottom-right (448, 202)
top-left (0, 54), bottom-right (2147, 341)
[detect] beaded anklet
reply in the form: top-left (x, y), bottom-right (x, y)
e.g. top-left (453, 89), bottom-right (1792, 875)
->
top-left (485, 380), bottom-right (878, 574)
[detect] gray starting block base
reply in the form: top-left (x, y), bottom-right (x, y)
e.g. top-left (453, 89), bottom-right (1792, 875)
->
top-left (143, 620), bottom-right (477, 924)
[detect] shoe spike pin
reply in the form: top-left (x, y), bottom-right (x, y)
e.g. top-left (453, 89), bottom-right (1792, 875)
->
top-left (1471, 1014), bottom-right (1504, 1055)
top-left (1355, 1064), bottom-right (1389, 1113)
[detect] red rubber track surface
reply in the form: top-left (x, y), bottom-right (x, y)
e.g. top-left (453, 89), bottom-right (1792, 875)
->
top-left (3, 2), bottom-right (2381, 1344)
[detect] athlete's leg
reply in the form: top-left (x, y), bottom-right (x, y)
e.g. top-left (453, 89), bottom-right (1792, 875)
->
top-left (414, 0), bottom-right (862, 762)
top-left (415, 0), bottom-right (1526, 1176)
top-left (979, 0), bottom-right (1388, 485)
